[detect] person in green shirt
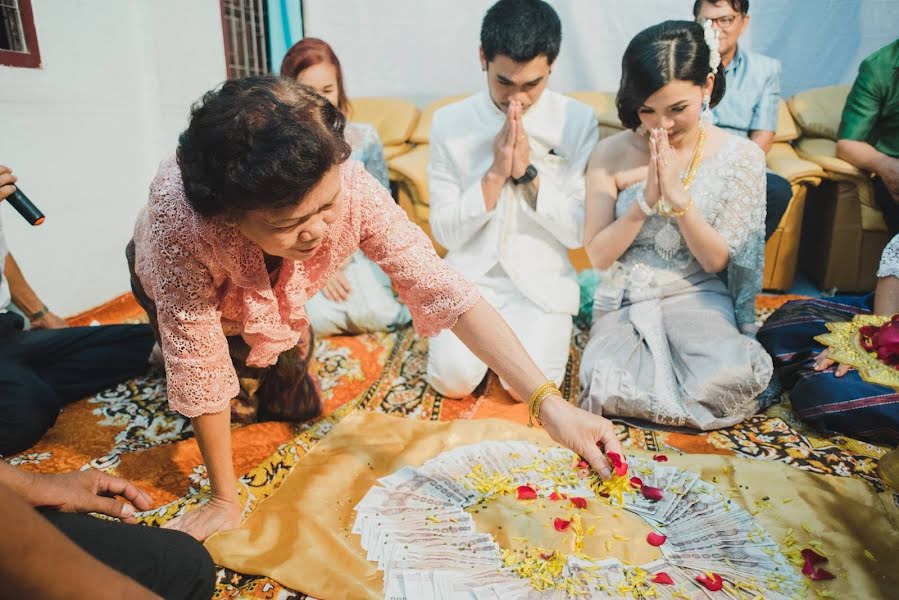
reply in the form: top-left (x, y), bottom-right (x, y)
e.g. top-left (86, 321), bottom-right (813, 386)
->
top-left (837, 39), bottom-right (899, 233)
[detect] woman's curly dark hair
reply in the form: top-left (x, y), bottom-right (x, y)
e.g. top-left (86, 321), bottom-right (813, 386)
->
top-left (616, 21), bottom-right (726, 131)
top-left (177, 75), bottom-right (352, 218)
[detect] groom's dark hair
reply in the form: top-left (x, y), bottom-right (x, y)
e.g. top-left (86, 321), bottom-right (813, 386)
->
top-left (480, 0), bottom-right (562, 65)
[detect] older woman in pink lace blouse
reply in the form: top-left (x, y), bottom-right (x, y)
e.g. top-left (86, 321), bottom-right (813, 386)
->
top-left (131, 157), bottom-right (467, 419)
top-left (128, 76), bottom-right (622, 541)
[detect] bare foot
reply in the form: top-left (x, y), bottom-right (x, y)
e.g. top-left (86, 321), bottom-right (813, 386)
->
top-left (162, 496), bottom-right (241, 541)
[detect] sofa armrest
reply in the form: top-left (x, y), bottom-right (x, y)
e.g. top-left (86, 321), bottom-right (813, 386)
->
top-left (795, 138), bottom-right (866, 178)
top-left (597, 109), bottom-right (624, 130)
top-left (384, 143), bottom-right (414, 162)
top-left (387, 144), bottom-right (431, 207)
top-left (766, 142), bottom-right (824, 185)
top-left (350, 97), bottom-right (420, 147)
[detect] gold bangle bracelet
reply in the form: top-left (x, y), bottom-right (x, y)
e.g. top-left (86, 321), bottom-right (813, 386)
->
top-left (527, 381), bottom-right (561, 427)
top-left (668, 196), bottom-right (693, 218)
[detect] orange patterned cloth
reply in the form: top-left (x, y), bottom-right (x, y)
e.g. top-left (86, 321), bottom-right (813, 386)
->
top-left (131, 158), bottom-right (479, 417)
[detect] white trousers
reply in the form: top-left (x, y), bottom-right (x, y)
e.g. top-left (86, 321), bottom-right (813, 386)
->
top-left (306, 250), bottom-right (410, 336)
top-left (426, 268), bottom-right (573, 398)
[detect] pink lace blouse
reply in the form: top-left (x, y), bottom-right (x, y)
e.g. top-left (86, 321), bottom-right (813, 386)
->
top-left (132, 158), bottom-right (479, 417)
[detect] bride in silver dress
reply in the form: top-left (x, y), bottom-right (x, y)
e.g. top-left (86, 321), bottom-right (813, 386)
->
top-left (578, 20), bottom-right (772, 430)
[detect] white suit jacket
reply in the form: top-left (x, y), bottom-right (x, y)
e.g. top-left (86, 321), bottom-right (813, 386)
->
top-left (428, 90), bottom-right (598, 316)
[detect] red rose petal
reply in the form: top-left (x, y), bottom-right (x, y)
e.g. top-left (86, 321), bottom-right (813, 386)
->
top-left (629, 476), bottom-right (643, 489)
top-left (605, 452), bottom-right (629, 476)
top-left (810, 568), bottom-right (835, 581)
top-left (553, 517), bottom-right (572, 532)
top-left (549, 491), bottom-right (566, 501)
top-left (540, 552), bottom-right (554, 560)
top-left (801, 547), bottom-right (829, 576)
top-left (570, 497), bottom-right (587, 509)
top-left (577, 459), bottom-right (589, 469)
top-left (646, 532), bottom-right (667, 546)
top-left (516, 485), bottom-right (537, 500)
top-left (801, 548), bottom-right (827, 565)
top-left (695, 573), bottom-right (724, 591)
top-left (641, 485), bottom-right (664, 501)
top-left (802, 560), bottom-right (816, 576)
top-left (653, 454), bottom-right (668, 462)
top-left (651, 572), bottom-right (674, 585)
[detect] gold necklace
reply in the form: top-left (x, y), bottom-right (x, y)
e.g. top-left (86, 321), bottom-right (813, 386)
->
top-left (654, 124), bottom-right (706, 260)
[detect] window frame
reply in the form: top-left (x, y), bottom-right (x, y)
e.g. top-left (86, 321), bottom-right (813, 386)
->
top-left (0, 0), bottom-right (41, 69)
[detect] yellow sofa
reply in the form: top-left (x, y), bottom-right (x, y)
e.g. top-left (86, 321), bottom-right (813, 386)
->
top-left (349, 96), bottom-right (420, 165)
top-left (763, 100), bottom-right (828, 290)
top-left (388, 94), bottom-right (471, 257)
top-left (788, 85), bottom-right (888, 292)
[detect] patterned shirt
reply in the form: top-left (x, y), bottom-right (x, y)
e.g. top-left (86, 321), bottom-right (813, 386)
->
top-left (132, 158), bottom-right (478, 417)
top-left (878, 235), bottom-right (899, 280)
top-left (839, 39), bottom-right (899, 159)
top-left (712, 45), bottom-right (782, 136)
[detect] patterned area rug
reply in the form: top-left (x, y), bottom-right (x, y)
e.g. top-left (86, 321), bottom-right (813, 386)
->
top-left (6, 294), bottom-right (895, 599)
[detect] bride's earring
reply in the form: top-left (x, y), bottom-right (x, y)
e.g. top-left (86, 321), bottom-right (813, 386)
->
top-left (701, 94), bottom-right (713, 122)
top-left (637, 123), bottom-right (647, 136)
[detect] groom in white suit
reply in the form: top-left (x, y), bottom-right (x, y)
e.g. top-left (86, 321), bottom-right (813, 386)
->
top-left (426, 0), bottom-right (598, 398)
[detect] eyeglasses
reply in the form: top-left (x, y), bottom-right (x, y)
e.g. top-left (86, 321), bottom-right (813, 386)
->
top-left (701, 15), bottom-right (739, 29)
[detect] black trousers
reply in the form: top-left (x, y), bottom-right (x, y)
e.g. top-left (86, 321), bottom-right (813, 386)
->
top-left (872, 176), bottom-right (899, 235)
top-left (43, 511), bottom-right (216, 599)
top-left (0, 314), bottom-right (155, 455)
top-left (765, 171), bottom-right (792, 241)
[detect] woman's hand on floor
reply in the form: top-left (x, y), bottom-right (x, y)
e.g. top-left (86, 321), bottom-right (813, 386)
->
top-left (813, 348), bottom-right (853, 377)
top-left (26, 469), bottom-right (154, 523)
top-left (538, 395), bottom-right (623, 479)
top-left (162, 495), bottom-right (242, 541)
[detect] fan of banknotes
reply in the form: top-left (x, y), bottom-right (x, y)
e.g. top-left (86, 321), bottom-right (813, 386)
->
top-left (353, 441), bottom-right (805, 599)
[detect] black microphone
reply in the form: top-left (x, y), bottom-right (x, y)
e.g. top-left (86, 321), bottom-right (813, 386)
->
top-left (6, 187), bottom-right (45, 226)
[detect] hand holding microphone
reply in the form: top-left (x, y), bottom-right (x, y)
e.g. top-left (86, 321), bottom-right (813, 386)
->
top-left (0, 164), bottom-right (45, 226)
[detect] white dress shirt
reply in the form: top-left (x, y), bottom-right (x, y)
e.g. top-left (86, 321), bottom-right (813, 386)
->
top-left (428, 90), bottom-right (598, 316)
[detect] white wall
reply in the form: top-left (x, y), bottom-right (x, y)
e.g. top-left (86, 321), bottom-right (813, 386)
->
top-left (0, 0), bottom-right (226, 316)
top-left (303, 0), bottom-right (899, 105)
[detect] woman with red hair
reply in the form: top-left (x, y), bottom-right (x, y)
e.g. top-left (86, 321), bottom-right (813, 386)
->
top-left (281, 38), bottom-right (410, 336)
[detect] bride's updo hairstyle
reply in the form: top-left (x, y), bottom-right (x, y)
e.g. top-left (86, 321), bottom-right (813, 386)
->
top-left (616, 20), bottom-right (726, 131)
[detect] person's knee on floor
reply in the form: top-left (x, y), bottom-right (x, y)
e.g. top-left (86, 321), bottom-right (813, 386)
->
top-left (426, 331), bottom-right (490, 398)
top-left (426, 355), bottom-right (487, 399)
top-left (427, 366), bottom-right (486, 399)
top-left (0, 371), bottom-right (60, 455)
top-left (45, 512), bottom-right (216, 600)
top-left (0, 461), bottom-right (215, 599)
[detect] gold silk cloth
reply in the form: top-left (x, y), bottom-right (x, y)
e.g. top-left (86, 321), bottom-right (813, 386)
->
top-left (205, 411), bottom-right (899, 600)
